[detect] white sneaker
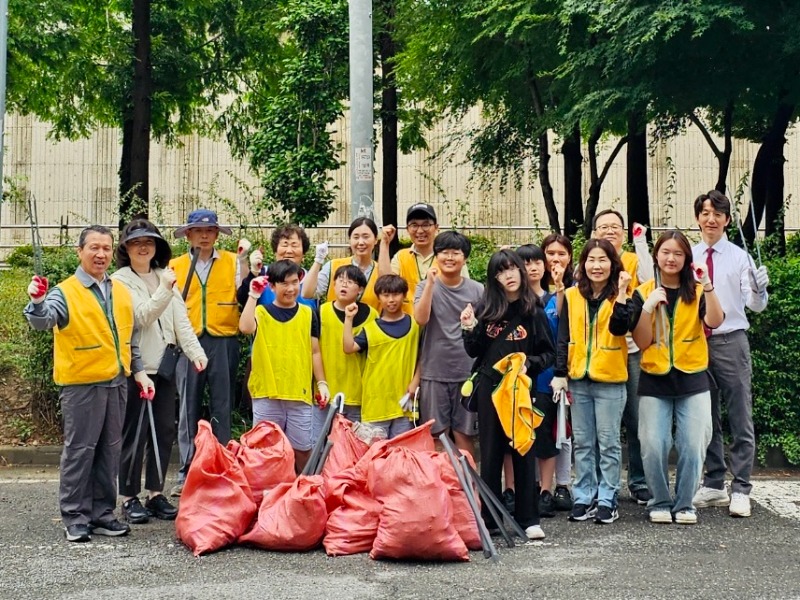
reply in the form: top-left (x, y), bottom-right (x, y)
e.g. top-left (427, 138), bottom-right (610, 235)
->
top-left (729, 492), bottom-right (751, 517)
top-left (692, 486), bottom-right (729, 508)
top-left (649, 509), bottom-right (673, 524)
top-left (525, 524), bottom-right (546, 540)
top-left (675, 510), bottom-right (698, 525)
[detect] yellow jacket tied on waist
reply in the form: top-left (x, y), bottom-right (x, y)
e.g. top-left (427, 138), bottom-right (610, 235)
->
top-left (491, 352), bottom-right (543, 456)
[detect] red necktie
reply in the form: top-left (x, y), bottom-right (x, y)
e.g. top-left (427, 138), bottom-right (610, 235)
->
top-left (703, 247), bottom-right (714, 337)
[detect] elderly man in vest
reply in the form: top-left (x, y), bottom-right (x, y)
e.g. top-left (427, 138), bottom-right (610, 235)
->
top-left (24, 225), bottom-right (155, 543)
top-left (169, 209), bottom-right (247, 496)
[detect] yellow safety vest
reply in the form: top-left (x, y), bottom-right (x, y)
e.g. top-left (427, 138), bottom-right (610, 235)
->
top-left (361, 317), bottom-right (420, 422)
top-left (319, 302), bottom-right (377, 406)
top-left (171, 251), bottom-right (239, 337)
top-left (621, 251), bottom-right (639, 296)
top-left (325, 257), bottom-right (381, 313)
top-left (248, 304), bottom-right (313, 403)
top-left (53, 276), bottom-right (134, 386)
top-left (396, 248), bottom-right (437, 316)
top-left (565, 287), bottom-right (628, 383)
top-left (637, 280), bottom-right (708, 375)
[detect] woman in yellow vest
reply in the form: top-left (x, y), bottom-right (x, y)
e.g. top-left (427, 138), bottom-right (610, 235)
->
top-left (551, 239), bottom-right (632, 525)
top-left (301, 217), bottom-right (381, 311)
top-left (631, 230), bottom-right (723, 525)
top-left (461, 250), bottom-right (555, 541)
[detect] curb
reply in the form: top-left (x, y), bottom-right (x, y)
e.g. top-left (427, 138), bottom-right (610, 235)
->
top-left (0, 445), bottom-right (181, 467)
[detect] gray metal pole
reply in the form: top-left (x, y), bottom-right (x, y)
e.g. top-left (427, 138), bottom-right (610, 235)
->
top-left (348, 0), bottom-right (375, 223)
top-left (0, 0), bottom-right (8, 198)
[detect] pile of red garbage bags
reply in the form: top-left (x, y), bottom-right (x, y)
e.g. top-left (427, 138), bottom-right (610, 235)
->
top-left (175, 418), bottom-right (481, 561)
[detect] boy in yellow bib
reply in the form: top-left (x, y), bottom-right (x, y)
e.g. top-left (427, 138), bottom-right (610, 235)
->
top-left (315, 265), bottom-right (378, 437)
top-left (343, 274), bottom-right (420, 439)
top-left (239, 260), bottom-right (329, 474)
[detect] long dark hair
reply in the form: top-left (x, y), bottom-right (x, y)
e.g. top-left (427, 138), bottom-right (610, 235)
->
top-left (576, 238), bottom-right (622, 301)
top-left (541, 233), bottom-right (574, 288)
top-left (653, 230), bottom-right (697, 304)
top-left (516, 243), bottom-right (551, 290)
top-left (478, 250), bottom-right (538, 322)
top-left (116, 219), bottom-right (171, 269)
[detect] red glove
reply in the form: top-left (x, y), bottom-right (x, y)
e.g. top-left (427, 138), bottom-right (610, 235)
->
top-left (249, 275), bottom-right (269, 299)
top-left (27, 275), bottom-right (49, 303)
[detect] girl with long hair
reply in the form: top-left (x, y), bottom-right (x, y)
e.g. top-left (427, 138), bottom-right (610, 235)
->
top-left (631, 230), bottom-right (723, 524)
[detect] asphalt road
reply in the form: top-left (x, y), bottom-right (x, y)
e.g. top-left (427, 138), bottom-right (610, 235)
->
top-left (1, 466), bottom-right (799, 600)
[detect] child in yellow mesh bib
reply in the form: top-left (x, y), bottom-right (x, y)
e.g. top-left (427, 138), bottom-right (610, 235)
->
top-left (343, 274), bottom-right (420, 439)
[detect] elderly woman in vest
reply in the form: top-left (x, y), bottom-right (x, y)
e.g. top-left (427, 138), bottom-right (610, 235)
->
top-left (631, 230), bottom-right (723, 525)
top-left (112, 219), bottom-right (207, 524)
top-left (551, 239), bottom-right (633, 525)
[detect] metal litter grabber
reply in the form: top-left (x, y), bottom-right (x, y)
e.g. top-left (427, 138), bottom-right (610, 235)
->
top-left (555, 389), bottom-right (569, 450)
top-left (125, 399), bottom-right (148, 487)
top-left (302, 392), bottom-right (344, 476)
top-left (439, 434), bottom-right (498, 561)
top-left (147, 399), bottom-right (164, 487)
top-left (463, 460), bottom-right (529, 542)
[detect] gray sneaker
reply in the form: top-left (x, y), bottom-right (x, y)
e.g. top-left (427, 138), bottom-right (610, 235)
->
top-left (64, 524), bottom-right (91, 543)
top-left (693, 486), bottom-right (729, 508)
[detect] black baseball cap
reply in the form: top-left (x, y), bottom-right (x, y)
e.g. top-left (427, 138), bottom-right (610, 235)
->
top-left (406, 203), bottom-right (437, 223)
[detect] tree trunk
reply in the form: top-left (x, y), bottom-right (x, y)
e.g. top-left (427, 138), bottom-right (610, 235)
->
top-left (378, 0), bottom-right (399, 254)
top-left (583, 128), bottom-right (628, 238)
top-left (747, 102), bottom-right (794, 255)
top-left (562, 122), bottom-right (583, 237)
top-left (538, 132), bottom-right (560, 233)
top-left (119, 0), bottom-right (152, 226)
top-left (626, 112), bottom-right (650, 242)
top-left (714, 103), bottom-right (733, 193)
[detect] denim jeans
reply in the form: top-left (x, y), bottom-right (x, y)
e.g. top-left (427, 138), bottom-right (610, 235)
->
top-left (623, 352), bottom-right (647, 491)
top-left (638, 392), bottom-right (712, 513)
top-left (570, 379), bottom-right (626, 508)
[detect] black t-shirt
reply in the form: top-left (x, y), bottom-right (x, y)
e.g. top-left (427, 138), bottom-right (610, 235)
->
top-left (331, 302), bottom-right (372, 328)
top-left (354, 313), bottom-right (412, 352)
top-left (631, 287), bottom-right (710, 397)
top-left (264, 303), bottom-right (321, 338)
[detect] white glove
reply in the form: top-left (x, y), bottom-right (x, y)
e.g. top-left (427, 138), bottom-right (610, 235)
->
top-left (159, 267), bottom-right (177, 290)
top-left (237, 239), bottom-right (252, 257)
top-left (133, 371), bottom-right (156, 400)
top-left (249, 249), bottom-right (264, 277)
top-left (249, 276), bottom-right (268, 299)
top-left (551, 377), bottom-right (568, 393)
top-left (193, 356), bottom-right (208, 372)
top-left (314, 242), bottom-right (329, 265)
top-left (316, 381), bottom-right (330, 408)
top-left (750, 265), bottom-right (769, 293)
top-left (692, 262), bottom-right (712, 288)
top-left (642, 287), bottom-right (668, 314)
top-left (399, 392), bottom-right (413, 412)
top-left (27, 275), bottom-right (49, 304)
top-left (632, 222), bottom-right (647, 242)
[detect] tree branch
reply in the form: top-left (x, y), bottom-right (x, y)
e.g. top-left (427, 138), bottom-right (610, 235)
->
top-left (688, 111), bottom-right (721, 159)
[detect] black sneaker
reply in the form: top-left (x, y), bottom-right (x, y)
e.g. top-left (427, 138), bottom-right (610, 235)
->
top-left (64, 523), bottom-right (91, 543)
top-left (630, 488), bottom-right (652, 506)
top-left (553, 485), bottom-right (574, 511)
top-left (145, 494), bottom-right (178, 520)
top-left (568, 502), bottom-right (597, 522)
top-left (594, 505), bottom-right (620, 524)
top-left (538, 490), bottom-right (556, 518)
top-left (122, 497), bottom-right (149, 524)
top-left (90, 519), bottom-right (131, 537)
top-left (502, 488), bottom-right (515, 516)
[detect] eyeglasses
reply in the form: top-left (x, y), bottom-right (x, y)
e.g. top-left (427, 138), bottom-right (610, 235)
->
top-left (596, 224), bottom-right (623, 233)
top-left (437, 250), bottom-right (464, 259)
top-left (407, 222), bottom-right (435, 232)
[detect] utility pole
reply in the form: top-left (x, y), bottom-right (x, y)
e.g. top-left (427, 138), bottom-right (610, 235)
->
top-left (349, 0), bottom-right (375, 222)
top-left (0, 0), bottom-right (8, 197)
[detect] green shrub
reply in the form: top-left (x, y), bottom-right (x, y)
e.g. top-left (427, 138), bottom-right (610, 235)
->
top-left (749, 255), bottom-right (800, 465)
top-left (465, 234), bottom-right (496, 284)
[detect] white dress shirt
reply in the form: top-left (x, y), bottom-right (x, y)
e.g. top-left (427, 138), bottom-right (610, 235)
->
top-left (692, 234), bottom-right (768, 335)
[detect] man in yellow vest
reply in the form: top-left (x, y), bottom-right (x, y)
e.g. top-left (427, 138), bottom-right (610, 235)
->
top-left (379, 203), bottom-right (469, 314)
top-left (592, 209), bottom-right (653, 506)
top-left (24, 225), bottom-right (155, 543)
top-left (170, 209), bottom-right (247, 496)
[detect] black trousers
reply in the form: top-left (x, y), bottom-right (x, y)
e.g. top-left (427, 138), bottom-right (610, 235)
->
top-left (118, 374), bottom-right (177, 496)
top-left (476, 377), bottom-right (540, 529)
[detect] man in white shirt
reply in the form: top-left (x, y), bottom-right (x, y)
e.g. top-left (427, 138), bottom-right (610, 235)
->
top-left (691, 190), bottom-right (769, 518)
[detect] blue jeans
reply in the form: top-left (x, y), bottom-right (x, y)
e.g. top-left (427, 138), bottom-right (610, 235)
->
top-left (623, 352), bottom-right (647, 491)
top-left (570, 379), bottom-right (626, 508)
top-left (639, 392), bottom-right (712, 513)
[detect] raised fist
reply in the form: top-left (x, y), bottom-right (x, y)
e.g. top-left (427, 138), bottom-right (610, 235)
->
top-left (344, 302), bottom-right (359, 319)
top-left (27, 275), bottom-right (49, 303)
top-left (249, 275), bottom-right (269, 299)
top-left (159, 267), bottom-right (177, 290)
top-left (381, 225), bottom-right (397, 244)
top-left (237, 239), bottom-right (252, 257)
top-left (249, 248), bottom-right (264, 277)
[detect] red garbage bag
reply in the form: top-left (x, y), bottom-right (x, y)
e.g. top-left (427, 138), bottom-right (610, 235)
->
top-left (427, 451), bottom-right (482, 551)
top-left (368, 447), bottom-right (469, 562)
top-left (239, 475), bottom-right (327, 551)
top-left (176, 420), bottom-right (257, 556)
top-left (227, 421), bottom-right (296, 505)
top-left (322, 421), bottom-right (436, 557)
top-left (321, 415), bottom-right (368, 480)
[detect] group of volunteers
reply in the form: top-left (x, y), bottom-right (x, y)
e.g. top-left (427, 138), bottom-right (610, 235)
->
top-left (24, 190), bottom-right (770, 544)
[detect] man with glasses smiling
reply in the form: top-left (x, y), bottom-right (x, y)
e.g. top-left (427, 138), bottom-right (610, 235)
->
top-left (592, 209), bottom-right (654, 507)
top-left (379, 203), bottom-right (469, 314)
